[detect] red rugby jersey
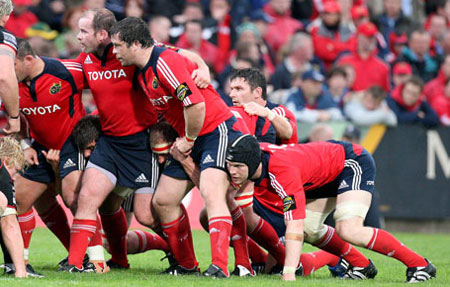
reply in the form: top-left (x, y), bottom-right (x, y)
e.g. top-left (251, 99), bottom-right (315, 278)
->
top-left (266, 101), bottom-right (298, 144)
top-left (75, 44), bottom-right (157, 136)
top-left (19, 57), bottom-right (86, 149)
top-left (138, 45), bottom-right (232, 137)
top-left (255, 142), bottom-right (346, 219)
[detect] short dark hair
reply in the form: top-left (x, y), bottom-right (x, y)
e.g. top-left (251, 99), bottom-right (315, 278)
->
top-left (327, 66), bottom-right (347, 79)
top-left (185, 19), bottom-right (203, 29)
top-left (72, 115), bottom-right (102, 150)
top-left (366, 85), bottom-right (386, 101)
top-left (404, 75), bottom-right (424, 91)
top-left (89, 8), bottom-right (117, 34)
top-left (230, 68), bottom-right (267, 99)
top-left (149, 121), bottom-right (178, 147)
top-left (16, 38), bottom-right (36, 59)
top-left (109, 16), bottom-right (154, 48)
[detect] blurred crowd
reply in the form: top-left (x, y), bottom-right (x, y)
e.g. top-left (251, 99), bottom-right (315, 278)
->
top-left (4, 0), bottom-right (450, 131)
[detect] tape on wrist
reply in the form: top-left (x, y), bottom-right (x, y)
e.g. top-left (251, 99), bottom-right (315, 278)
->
top-left (20, 139), bottom-right (32, 150)
top-left (9, 114), bottom-right (20, 119)
top-left (283, 266), bottom-right (296, 275)
top-left (285, 232), bottom-right (303, 241)
top-left (185, 134), bottom-right (197, 143)
top-left (266, 108), bottom-right (276, 121)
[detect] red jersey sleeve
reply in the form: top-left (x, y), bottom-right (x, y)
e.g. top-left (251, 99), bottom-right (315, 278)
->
top-left (268, 162), bottom-right (305, 220)
top-left (60, 60), bottom-right (85, 92)
top-left (155, 51), bottom-right (204, 108)
top-left (273, 105), bottom-right (298, 144)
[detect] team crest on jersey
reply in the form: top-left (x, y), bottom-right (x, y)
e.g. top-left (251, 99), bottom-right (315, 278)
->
top-left (174, 82), bottom-right (192, 101)
top-left (152, 77), bottom-right (159, 89)
top-left (283, 195), bottom-right (297, 213)
top-left (49, 82), bottom-right (62, 95)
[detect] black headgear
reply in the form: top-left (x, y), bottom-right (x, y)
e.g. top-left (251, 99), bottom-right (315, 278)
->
top-left (226, 134), bottom-right (261, 179)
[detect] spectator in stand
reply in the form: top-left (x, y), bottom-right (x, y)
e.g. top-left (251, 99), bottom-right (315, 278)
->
top-left (124, 0), bottom-right (147, 21)
top-left (170, 2), bottom-right (203, 43)
top-left (339, 22), bottom-right (390, 92)
top-left (395, 29), bottom-right (442, 83)
top-left (148, 15), bottom-right (171, 44)
top-left (309, 0), bottom-right (354, 69)
top-left (202, 0), bottom-right (236, 73)
top-left (387, 76), bottom-right (440, 127)
top-left (392, 61), bottom-right (413, 87)
top-left (250, 9), bottom-right (276, 66)
top-left (344, 85), bottom-right (397, 127)
top-left (270, 32), bottom-right (324, 91)
top-left (263, 0), bottom-right (302, 54)
top-left (341, 123), bottom-right (361, 143)
top-left (147, 0), bottom-right (184, 19)
top-left (29, 0), bottom-right (65, 31)
top-left (372, 0), bottom-right (420, 52)
top-left (442, 30), bottom-right (450, 55)
top-left (54, 6), bottom-right (83, 58)
top-left (285, 69), bottom-right (344, 123)
top-left (427, 14), bottom-right (447, 58)
top-left (4, 0), bottom-right (38, 38)
top-left (307, 123), bottom-right (334, 142)
top-left (176, 19), bottom-right (220, 74)
top-left (424, 54), bottom-right (450, 103)
top-left (27, 36), bottom-right (59, 57)
top-left (326, 66), bottom-right (350, 108)
top-left (430, 77), bottom-right (450, 126)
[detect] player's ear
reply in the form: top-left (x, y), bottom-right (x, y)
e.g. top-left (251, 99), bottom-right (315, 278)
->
top-left (97, 29), bottom-right (109, 42)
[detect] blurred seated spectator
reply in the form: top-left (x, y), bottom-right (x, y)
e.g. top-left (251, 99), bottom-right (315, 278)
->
top-left (372, 0), bottom-right (420, 52)
top-left (147, 0), bottom-right (183, 19)
top-left (170, 2), bottom-right (204, 43)
top-left (344, 85), bottom-right (397, 127)
top-left (387, 76), bottom-right (440, 127)
top-left (307, 123), bottom-right (334, 142)
top-left (84, 0), bottom-right (106, 10)
top-left (270, 32), bottom-right (324, 91)
top-left (285, 69), bottom-right (344, 123)
top-left (148, 15), bottom-right (171, 44)
top-left (5, 0), bottom-right (38, 38)
top-left (235, 22), bottom-right (275, 76)
top-left (325, 66), bottom-right (350, 108)
top-left (427, 14), bottom-right (446, 58)
top-left (392, 61), bottom-right (413, 88)
top-left (124, 0), bottom-right (147, 21)
top-left (309, 0), bottom-right (354, 69)
top-left (341, 123), bottom-right (361, 143)
top-left (29, 0), bottom-right (65, 31)
top-left (442, 30), bottom-right (450, 55)
top-left (430, 78), bottom-right (450, 126)
top-left (25, 22), bottom-right (58, 40)
top-left (338, 22), bottom-right (390, 92)
top-left (263, 0), bottom-right (303, 54)
top-left (202, 0), bottom-right (236, 73)
top-left (27, 36), bottom-right (59, 57)
top-left (54, 6), bottom-right (83, 58)
top-left (176, 19), bottom-right (221, 74)
top-left (395, 29), bottom-right (442, 83)
top-left (389, 32), bottom-right (409, 62)
top-left (424, 54), bottom-right (450, 103)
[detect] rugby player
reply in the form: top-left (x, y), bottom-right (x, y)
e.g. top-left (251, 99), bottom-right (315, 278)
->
top-left (225, 134), bottom-right (437, 282)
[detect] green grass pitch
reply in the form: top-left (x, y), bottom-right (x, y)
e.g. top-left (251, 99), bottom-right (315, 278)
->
top-left (1, 228), bottom-right (449, 286)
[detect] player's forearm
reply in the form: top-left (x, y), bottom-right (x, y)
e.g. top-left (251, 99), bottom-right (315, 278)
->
top-left (179, 156), bottom-right (201, 187)
top-left (184, 102), bottom-right (205, 139)
top-left (283, 219), bottom-right (304, 280)
top-left (1, 215), bottom-right (27, 275)
top-left (269, 112), bottom-right (293, 140)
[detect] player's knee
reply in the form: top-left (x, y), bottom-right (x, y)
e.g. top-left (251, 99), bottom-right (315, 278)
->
top-left (303, 209), bottom-right (330, 244)
top-left (134, 208), bottom-right (156, 228)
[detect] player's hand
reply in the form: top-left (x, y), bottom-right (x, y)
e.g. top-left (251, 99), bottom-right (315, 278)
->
top-left (282, 273), bottom-right (296, 281)
top-left (243, 102), bottom-right (267, 117)
top-left (191, 69), bottom-right (210, 89)
top-left (14, 269), bottom-right (28, 278)
top-left (170, 141), bottom-right (189, 162)
top-left (3, 117), bottom-right (20, 135)
top-left (174, 137), bottom-right (194, 155)
top-left (41, 149), bottom-right (60, 172)
top-left (24, 148), bottom-right (39, 165)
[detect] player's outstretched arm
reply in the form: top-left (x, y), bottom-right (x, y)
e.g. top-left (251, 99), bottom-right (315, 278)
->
top-left (0, 46), bottom-right (20, 134)
top-left (0, 211), bottom-right (27, 278)
top-left (282, 219), bottom-right (304, 281)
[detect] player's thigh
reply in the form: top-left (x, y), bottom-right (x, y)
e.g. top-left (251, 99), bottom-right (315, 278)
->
top-left (14, 174), bottom-right (48, 213)
top-left (305, 197), bottom-right (336, 213)
top-left (153, 174), bottom-right (192, 209)
top-left (199, 167), bottom-right (229, 202)
top-left (77, 167), bottom-right (115, 214)
top-left (33, 184), bottom-right (59, 215)
top-left (61, 170), bottom-right (82, 209)
top-left (334, 190), bottom-right (371, 237)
